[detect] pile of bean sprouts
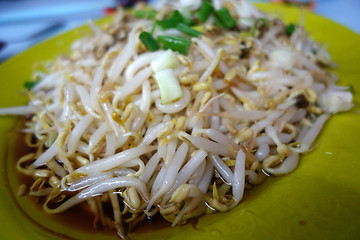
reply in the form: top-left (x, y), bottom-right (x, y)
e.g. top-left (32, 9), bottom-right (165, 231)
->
top-left (0, 0), bottom-right (353, 238)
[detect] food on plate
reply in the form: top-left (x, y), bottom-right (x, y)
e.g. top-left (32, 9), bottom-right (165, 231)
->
top-left (0, 0), bottom-right (353, 238)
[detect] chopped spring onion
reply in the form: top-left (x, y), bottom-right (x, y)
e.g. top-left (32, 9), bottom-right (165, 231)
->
top-left (24, 81), bottom-right (38, 90)
top-left (151, 50), bottom-right (180, 73)
top-left (147, 10), bottom-right (157, 19)
top-left (135, 10), bottom-right (148, 18)
top-left (198, 0), bottom-right (214, 22)
top-left (346, 85), bottom-right (354, 93)
top-left (139, 31), bottom-right (160, 52)
top-left (135, 10), bottom-right (157, 19)
top-left (158, 35), bottom-right (192, 55)
top-left (150, 20), bottom-right (158, 35)
top-left (213, 13), bottom-right (227, 29)
top-left (214, 8), bottom-right (236, 29)
top-left (176, 23), bottom-right (202, 37)
top-left (154, 69), bottom-right (183, 104)
top-left (157, 10), bottom-right (194, 30)
top-left (157, 10), bottom-right (183, 29)
top-left (157, 18), bottom-right (179, 30)
top-left (181, 17), bottom-right (194, 26)
top-left (285, 23), bottom-right (295, 36)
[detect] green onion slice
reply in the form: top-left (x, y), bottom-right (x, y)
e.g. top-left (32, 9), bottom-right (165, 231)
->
top-left (346, 85), bottom-right (354, 93)
top-left (151, 50), bottom-right (180, 73)
top-left (176, 23), bottom-right (202, 37)
top-left (135, 10), bottom-right (148, 18)
top-left (154, 69), bottom-right (183, 104)
top-left (213, 12), bottom-right (227, 29)
top-left (158, 35), bottom-right (192, 55)
top-left (285, 23), bottom-right (295, 36)
top-left (24, 81), bottom-right (38, 90)
top-left (158, 10), bottom-right (194, 30)
top-left (215, 8), bottom-right (236, 29)
top-left (198, 0), bottom-right (214, 22)
top-left (135, 9), bottom-right (157, 19)
top-left (157, 10), bottom-right (183, 29)
top-left (139, 31), bottom-right (160, 52)
top-left (147, 10), bottom-right (157, 19)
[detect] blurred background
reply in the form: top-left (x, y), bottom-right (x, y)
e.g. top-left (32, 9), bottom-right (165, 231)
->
top-left (0, 0), bottom-right (359, 63)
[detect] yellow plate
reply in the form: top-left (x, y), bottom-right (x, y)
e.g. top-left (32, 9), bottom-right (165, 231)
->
top-left (0, 3), bottom-right (359, 240)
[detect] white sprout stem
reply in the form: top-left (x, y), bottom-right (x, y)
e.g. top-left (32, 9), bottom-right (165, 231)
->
top-left (32, 140), bottom-right (59, 167)
top-left (67, 172), bottom-right (113, 191)
top-left (90, 66), bottom-right (105, 114)
top-left (209, 153), bottom-right (234, 184)
top-left (60, 83), bottom-right (75, 122)
top-left (146, 142), bottom-right (189, 211)
top-left (131, 80), bottom-right (151, 132)
top-left (291, 113), bottom-right (330, 153)
top-left (198, 160), bottom-right (214, 193)
top-left (192, 38), bottom-right (229, 74)
top-left (164, 149), bottom-right (208, 201)
top-left (105, 133), bottom-right (117, 157)
top-left (198, 93), bottom-right (224, 113)
top-left (125, 51), bottom-right (163, 82)
top-left (203, 110), bottom-right (266, 121)
top-left (164, 138), bottom-right (178, 167)
top-left (194, 129), bottom-right (238, 150)
top-left (199, 48), bottom-right (224, 83)
top-left (67, 114), bottom-right (93, 155)
top-left (251, 100), bottom-right (295, 134)
top-left (255, 143), bottom-right (270, 162)
top-left (108, 25), bottom-right (139, 81)
top-left (75, 85), bottom-right (101, 118)
top-left (140, 122), bottom-right (167, 146)
top-left (77, 141), bottom-right (88, 154)
top-left (47, 159), bottom-right (67, 178)
top-left (264, 152), bottom-right (299, 176)
top-left (87, 122), bottom-right (107, 154)
top-left (119, 158), bottom-right (146, 177)
top-left (210, 94), bottom-right (221, 130)
top-left (0, 106), bottom-right (36, 115)
top-left (155, 87), bottom-right (191, 114)
top-left (108, 189), bottom-right (122, 232)
top-left (139, 153), bottom-right (161, 184)
top-left (255, 133), bottom-right (293, 146)
top-left (101, 101), bottom-right (122, 137)
top-left (233, 148), bottom-right (245, 203)
top-left (32, 72), bottom-right (63, 92)
top-left (157, 139), bottom-right (167, 160)
top-left (113, 67), bottom-right (152, 103)
top-left (265, 125), bottom-right (283, 146)
top-left (290, 109), bottom-right (307, 123)
top-left (179, 131), bottom-right (230, 156)
top-left (189, 160), bottom-right (206, 185)
top-left (29, 188), bottom-right (53, 197)
top-left (75, 145), bottom-right (156, 174)
top-left (45, 177), bottom-right (149, 214)
top-left (150, 165), bottom-right (167, 196)
top-left (172, 196), bottom-right (203, 226)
